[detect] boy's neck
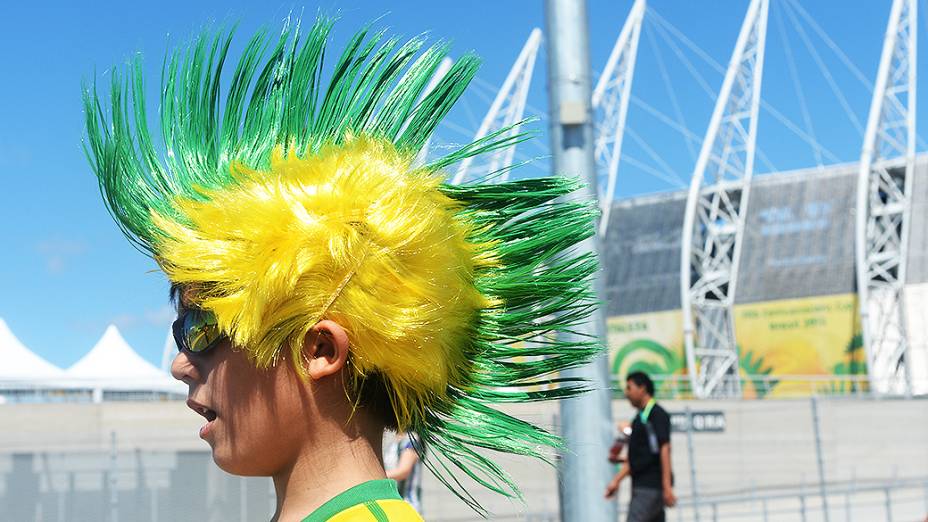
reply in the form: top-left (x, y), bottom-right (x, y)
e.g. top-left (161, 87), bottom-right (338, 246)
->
top-left (270, 425), bottom-right (386, 522)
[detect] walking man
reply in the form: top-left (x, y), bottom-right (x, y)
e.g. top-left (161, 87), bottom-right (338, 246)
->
top-left (605, 371), bottom-right (676, 521)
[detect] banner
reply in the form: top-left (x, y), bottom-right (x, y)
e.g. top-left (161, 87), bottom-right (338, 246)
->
top-left (734, 293), bottom-right (864, 397)
top-left (608, 309), bottom-right (686, 397)
top-left (608, 293), bottom-right (866, 398)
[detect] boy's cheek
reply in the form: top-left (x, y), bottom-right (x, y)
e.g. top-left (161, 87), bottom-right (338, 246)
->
top-left (211, 405), bottom-right (301, 476)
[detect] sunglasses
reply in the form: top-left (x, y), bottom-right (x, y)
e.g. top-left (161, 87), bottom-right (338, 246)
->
top-left (172, 307), bottom-right (225, 354)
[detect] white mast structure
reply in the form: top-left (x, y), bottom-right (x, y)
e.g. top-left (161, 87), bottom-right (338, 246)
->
top-left (451, 29), bottom-right (542, 184)
top-left (855, 0), bottom-right (919, 396)
top-left (680, 0), bottom-right (768, 398)
top-left (592, 0), bottom-right (645, 236)
top-left (160, 327), bottom-right (175, 373)
top-left (408, 57), bottom-right (454, 167)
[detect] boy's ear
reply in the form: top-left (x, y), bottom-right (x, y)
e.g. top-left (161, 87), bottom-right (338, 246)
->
top-left (303, 320), bottom-right (350, 380)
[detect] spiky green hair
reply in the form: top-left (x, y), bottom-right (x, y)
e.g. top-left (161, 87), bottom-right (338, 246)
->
top-left (83, 16), bottom-right (602, 515)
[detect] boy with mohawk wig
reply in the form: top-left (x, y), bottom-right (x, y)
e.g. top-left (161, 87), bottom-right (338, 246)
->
top-left (84, 16), bottom-right (603, 521)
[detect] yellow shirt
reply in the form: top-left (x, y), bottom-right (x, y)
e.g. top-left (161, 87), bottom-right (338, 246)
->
top-left (301, 479), bottom-right (424, 522)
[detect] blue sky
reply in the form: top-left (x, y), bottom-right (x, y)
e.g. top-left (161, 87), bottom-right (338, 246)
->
top-left (1, 0), bottom-right (926, 369)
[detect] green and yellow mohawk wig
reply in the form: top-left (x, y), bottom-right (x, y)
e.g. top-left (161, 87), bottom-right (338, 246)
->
top-left (83, 16), bottom-right (602, 513)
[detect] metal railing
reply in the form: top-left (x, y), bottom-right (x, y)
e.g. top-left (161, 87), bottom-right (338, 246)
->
top-left (664, 476), bottom-right (928, 522)
top-left (430, 475), bottom-right (928, 521)
top-left (610, 374), bottom-right (901, 400)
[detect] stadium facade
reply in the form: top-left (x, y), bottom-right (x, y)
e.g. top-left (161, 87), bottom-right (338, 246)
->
top-left (604, 154), bottom-right (928, 397)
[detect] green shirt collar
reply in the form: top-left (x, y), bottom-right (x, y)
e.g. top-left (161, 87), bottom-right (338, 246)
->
top-left (301, 479), bottom-right (401, 522)
top-left (640, 398), bottom-right (656, 422)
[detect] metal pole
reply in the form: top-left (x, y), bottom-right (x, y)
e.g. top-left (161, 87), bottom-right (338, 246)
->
top-left (240, 478), bottom-right (247, 522)
top-left (135, 449), bottom-right (145, 522)
top-left (884, 487), bottom-right (893, 522)
top-left (108, 431), bottom-right (119, 522)
top-left (151, 487), bottom-right (158, 522)
top-left (67, 471), bottom-right (74, 521)
top-left (844, 488), bottom-right (851, 522)
top-left (810, 397), bottom-right (831, 522)
top-left (546, 1), bottom-right (616, 520)
top-left (57, 468), bottom-right (66, 522)
top-left (686, 406), bottom-right (701, 522)
top-left (799, 475), bottom-right (807, 522)
top-left (848, 467), bottom-right (857, 522)
top-left (750, 479), bottom-right (766, 522)
top-left (41, 452), bottom-right (65, 522)
top-left (923, 479), bottom-right (928, 517)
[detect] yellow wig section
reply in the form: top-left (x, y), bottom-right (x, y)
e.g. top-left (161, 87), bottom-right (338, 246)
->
top-left (153, 136), bottom-right (494, 426)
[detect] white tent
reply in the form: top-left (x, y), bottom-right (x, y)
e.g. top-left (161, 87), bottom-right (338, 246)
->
top-left (65, 325), bottom-right (184, 398)
top-left (0, 318), bottom-right (64, 383)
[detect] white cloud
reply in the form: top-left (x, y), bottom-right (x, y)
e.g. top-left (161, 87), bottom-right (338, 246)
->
top-left (111, 313), bottom-right (140, 330)
top-left (145, 305), bottom-right (176, 326)
top-left (35, 238), bottom-right (89, 274)
top-left (110, 305), bottom-right (175, 332)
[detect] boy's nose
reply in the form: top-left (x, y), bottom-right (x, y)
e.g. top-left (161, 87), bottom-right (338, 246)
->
top-left (171, 350), bottom-right (200, 384)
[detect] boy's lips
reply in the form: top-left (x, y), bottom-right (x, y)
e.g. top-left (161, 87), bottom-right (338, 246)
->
top-left (186, 398), bottom-right (218, 438)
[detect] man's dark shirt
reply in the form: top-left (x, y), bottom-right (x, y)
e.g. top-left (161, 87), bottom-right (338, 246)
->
top-left (627, 401), bottom-right (671, 489)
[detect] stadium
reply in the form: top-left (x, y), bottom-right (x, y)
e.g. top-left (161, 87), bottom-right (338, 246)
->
top-left (1, 0), bottom-right (927, 520)
top-left (605, 156), bottom-right (928, 399)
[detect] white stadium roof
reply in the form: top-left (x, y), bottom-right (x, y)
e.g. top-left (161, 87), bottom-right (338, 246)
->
top-left (0, 319), bottom-right (183, 399)
top-left (64, 325), bottom-right (183, 393)
top-left (0, 318), bottom-right (64, 382)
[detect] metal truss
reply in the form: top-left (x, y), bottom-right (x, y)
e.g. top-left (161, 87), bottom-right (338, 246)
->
top-left (592, 0), bottom-right (645, 236)
top-left (451, 28), bottom-right (542, 185)
top-left (681, 0), bottom-right (768, 398)
top-left (855, 0), bottom-right (918, 396)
